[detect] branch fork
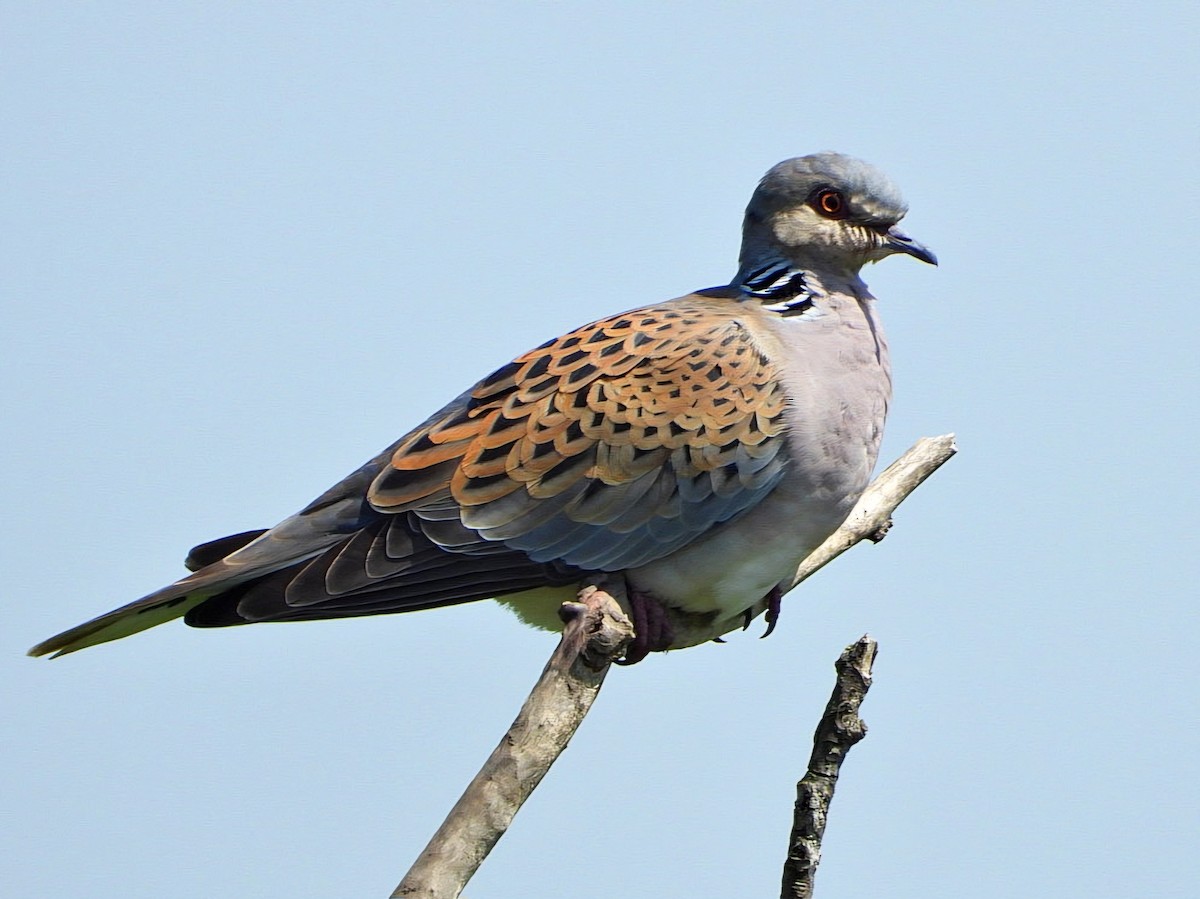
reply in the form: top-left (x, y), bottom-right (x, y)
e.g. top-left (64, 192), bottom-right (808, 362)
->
top-left (392, 434), bottom-right (956, 898)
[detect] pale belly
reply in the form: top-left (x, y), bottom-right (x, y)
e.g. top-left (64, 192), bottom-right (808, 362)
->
top-left (495, 411), bottom-right (880, 646)
top-left (627, 469), bottom-right (863, 616)
top-left (493, 471), bottom-right (861, 645)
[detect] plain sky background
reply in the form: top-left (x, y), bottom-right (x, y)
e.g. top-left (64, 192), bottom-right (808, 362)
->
top-left (3, 3), bottom-right (1197, 897)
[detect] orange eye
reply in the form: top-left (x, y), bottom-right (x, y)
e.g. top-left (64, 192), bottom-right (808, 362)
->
top-left (813, 189), bottom-right (846, 218)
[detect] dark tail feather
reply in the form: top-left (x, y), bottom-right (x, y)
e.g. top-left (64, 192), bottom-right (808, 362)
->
top-left (185, 529), bottom-right (269, 571)
top-left (27, 583), bottom-right (210, 658)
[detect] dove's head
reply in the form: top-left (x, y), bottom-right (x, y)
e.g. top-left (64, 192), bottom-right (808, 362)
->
top-left (740, 152), bottom-right (936, 276)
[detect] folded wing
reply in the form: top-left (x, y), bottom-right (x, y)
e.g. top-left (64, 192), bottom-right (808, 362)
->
top-left (30, 291), bottom-right (793, 656)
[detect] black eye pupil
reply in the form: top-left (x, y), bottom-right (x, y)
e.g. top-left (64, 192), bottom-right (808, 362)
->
top-left (815, 190), bottom-right (844, 217)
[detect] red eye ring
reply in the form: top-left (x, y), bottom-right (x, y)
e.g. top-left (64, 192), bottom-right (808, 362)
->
top-left (813, 189), bottom-right (847, 218)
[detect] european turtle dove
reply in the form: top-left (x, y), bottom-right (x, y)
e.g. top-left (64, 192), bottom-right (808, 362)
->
top-left (31, 152), bottom-right (935, 663)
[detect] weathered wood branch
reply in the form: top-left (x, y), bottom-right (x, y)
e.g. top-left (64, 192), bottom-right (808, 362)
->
top-left (780, 635), bottom-right (878, 899)
top-left (390, 584), bottom-right (634, 899)
top-left (390, 434), bottom-right (956, 897)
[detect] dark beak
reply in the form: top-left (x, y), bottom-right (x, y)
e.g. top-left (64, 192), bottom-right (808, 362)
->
top-left (884, 226), bottom-right (938, 266)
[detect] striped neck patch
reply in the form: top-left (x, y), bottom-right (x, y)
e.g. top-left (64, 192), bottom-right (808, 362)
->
top-left (737, 260), bottom-right (816, 316)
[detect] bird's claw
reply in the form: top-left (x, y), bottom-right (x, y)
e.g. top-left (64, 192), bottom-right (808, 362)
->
top-left (760, 586), bottom-right (783, 639)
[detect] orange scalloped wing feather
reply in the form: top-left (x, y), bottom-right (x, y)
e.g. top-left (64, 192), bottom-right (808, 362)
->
top-left (369, 294), bottom-right (791, 572)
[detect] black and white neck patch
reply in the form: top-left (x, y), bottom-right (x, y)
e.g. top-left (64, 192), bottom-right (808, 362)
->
top-left (738, 260), bottom-right (818, 316)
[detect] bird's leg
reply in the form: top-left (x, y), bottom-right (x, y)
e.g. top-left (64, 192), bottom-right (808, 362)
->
top-left (614, 587), bottom-right (674, 666)
top-left (760, 585), bottom-right (783, 639)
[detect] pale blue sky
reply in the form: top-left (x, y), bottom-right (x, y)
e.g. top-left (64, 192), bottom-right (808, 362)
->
top-left (3, 3), bottom-right (1198, 897)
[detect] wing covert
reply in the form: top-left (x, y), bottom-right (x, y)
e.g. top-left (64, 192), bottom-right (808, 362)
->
top-left (370, 295), bottom-right (792, 573)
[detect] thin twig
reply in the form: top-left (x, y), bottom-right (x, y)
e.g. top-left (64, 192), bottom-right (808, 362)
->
top-left (391, 585), bottom-right (633, 899)
top-left (781, 635), bottom-right (878, 899)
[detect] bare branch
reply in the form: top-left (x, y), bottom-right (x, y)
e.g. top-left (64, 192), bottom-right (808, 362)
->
top-left (391, 584), bottom-right (634, 899)
top-left (781, 635), bottom-right (878, 899)
top-left (390, 435), bottom-right (956, 896)
top-left (785, 433), bottom-right (957, 592)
